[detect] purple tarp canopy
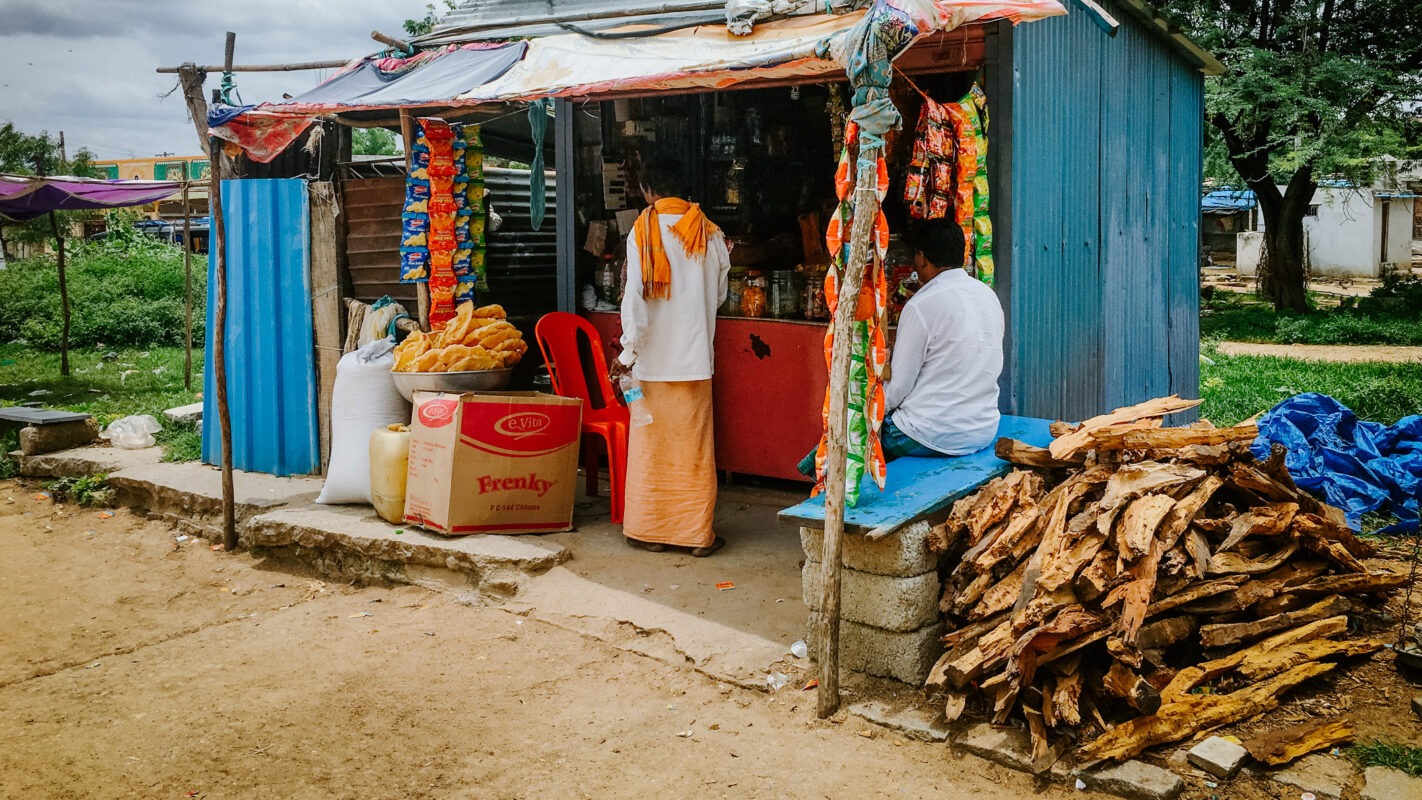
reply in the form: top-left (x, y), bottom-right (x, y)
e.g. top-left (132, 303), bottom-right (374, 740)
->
top-left (0, 174), bottom-right (183, 222)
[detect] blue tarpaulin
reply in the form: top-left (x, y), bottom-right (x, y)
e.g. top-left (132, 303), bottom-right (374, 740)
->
top-left (1253, 393), bottom-right (1422, 533)
top-left (1201, 188), bottom-right (1255, 215)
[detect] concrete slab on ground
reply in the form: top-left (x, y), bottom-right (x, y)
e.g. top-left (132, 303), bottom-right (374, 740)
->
top-left (513, 485), bottom-right (809, 688)
top-left (18, 443), bottom-right (164, 477)
top-left (246, 504), bottom-right (568, 592)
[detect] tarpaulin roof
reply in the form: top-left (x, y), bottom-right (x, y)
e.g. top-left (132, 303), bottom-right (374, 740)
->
top-left (276, 42), bottom-right (527, 114)
top-left (1201, 188), bottom-right (1255, 215)
top-left (0, 174), bottom-right (182, 222)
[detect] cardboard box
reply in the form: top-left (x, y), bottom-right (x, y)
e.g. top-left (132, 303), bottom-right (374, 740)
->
top-left (404, 391), bottom-right (582, 535)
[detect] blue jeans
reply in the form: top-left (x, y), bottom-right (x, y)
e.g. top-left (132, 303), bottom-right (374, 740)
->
top-left (797, 413), bottom-right (936, 477)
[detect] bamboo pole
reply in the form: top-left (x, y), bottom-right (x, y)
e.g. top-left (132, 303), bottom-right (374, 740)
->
top-left (47, 211), bottom-right (71, 377)
top-left (182, 181), bottom-right (193, 391)
top-left (815, 140), bottom-right (881, 719)
top-left (158, 59), bottom-right (349, 74)
top-left (399, 108), bottom-right (430, 329)
top-left (211, 32), bottom-right (238, 553)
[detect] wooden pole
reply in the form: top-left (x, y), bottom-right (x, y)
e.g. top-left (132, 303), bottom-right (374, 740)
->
top-left (399, 108), bottom-right (430, 329)
top-left (371, 30), bottom-right (413, 53)
top-left (212, 32), bottom-right (238, 553)
top-left (47, 211), bottom-right (71, 377)
top-left (176, 64), bottom-right (212, 158)
top-left (158, 59), bottom-right (349, 74)
top-left (815, 140), bottom-right (882, 719)
top-left (182, 181), bottom-right (193, 391)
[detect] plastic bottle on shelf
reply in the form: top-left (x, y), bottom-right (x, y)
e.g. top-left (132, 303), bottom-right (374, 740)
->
top-left (619, 373), bottom-right (654, 427)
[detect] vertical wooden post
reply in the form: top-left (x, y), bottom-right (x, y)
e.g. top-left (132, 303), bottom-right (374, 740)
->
top-left (212, 31), bottom-right (238, 553)
top-left (815, 141), bottom-right (882, 719)
top-left (182, 181), bottom-right (193, 391)
top-left (399, 108), bottom-right (430, 329)
top-left (47, 211), bottom-right (71, 377)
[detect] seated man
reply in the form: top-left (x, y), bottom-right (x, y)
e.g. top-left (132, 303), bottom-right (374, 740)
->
top-left (799, 219), bottom-right (1004, 475)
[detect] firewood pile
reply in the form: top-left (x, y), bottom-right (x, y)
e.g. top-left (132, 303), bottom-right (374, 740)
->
top-left (925, 396), bottom-right (1406, 770)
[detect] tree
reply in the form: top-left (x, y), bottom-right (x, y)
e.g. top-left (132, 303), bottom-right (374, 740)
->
top-left (352, 127), bottom-right (399, 157)
top-left (0, 121), bottom-right (97, 257)
top-left (1170, 1), bottom-right (1422, 312)
top-left (402, 1), bottom-right (459, 38)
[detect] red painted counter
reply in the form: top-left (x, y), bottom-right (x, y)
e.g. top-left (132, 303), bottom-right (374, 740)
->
top-left (585, 311), bottom-right (827, 482)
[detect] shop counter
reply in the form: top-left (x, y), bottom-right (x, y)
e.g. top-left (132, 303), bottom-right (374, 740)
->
top-left (585, 312), bottom-right (828, 482)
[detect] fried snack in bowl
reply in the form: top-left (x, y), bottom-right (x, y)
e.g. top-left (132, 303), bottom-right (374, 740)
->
top-left (391, 331), bottom-right (432, 372)
top-left (471, 303), bottom-right (506, 320)
top-left (411, 349), bottom-right (446, 373)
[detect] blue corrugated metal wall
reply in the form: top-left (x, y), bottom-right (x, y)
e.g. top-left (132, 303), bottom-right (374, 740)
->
top-left (1002, 9), bottom-right (1202, 422)
top-left (202, 179), bottom-right (320, 476)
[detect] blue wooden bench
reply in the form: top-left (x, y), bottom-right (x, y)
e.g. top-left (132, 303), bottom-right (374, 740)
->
top-left (778, 415), bottom-right (1054, 537)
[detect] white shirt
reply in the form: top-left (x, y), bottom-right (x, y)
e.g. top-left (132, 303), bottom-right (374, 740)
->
top-left (885, 268), bottom-right (1004, 455)
top-left (617, 215), bottom-right (731, 382)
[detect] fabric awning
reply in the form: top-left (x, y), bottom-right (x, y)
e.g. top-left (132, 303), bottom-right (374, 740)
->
top-left (0, 175), bottom-right (182, 222)
top-left (280, 42), bottom-right (528, 113)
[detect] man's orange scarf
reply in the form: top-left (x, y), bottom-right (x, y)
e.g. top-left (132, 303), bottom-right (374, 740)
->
top-left (633, 197), bottom-right (720, 301)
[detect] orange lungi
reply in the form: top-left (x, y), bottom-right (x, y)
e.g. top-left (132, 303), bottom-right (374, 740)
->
top-left (622, 379), bottom-right (717, 548)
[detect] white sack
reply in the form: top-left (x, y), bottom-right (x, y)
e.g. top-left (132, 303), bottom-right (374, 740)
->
top-left (316, 338), bottom-right (410, 505)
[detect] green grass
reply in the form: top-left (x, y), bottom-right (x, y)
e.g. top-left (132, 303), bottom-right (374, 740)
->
top-left (1201, 292), bottom-right (1422, 346)
top-left (1351, 740), bottom-right (1422, 778)
top-left (1199, 350), bottom-right (1422, 426)
top-left (0, 344), bottom-right (203, 462)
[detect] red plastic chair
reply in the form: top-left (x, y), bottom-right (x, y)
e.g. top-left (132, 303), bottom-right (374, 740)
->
top-left (534, 312), bottom-right (629, 523)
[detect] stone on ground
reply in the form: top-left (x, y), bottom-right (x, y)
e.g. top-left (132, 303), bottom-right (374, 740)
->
top-left (163, 403), bottom-right (203, 424)
top-left (1362, 766), bottom-right (1422, 800)
top-left (848, 698), bottom-right (949, 742)
top-left (1187, 736), bottom-right (1249, 779)
top-left (18, 419), bottom-right (99, 455)
top-left (1271, 754), bottom-right (1358, 800)
top-left (1075, 760), bottom-right (1184, 800)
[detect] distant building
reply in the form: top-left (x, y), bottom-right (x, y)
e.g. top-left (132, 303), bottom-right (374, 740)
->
top-left (91, 156), bottom-right (209, 222)
top-left (1200, 188), bottom-right (1256, 262)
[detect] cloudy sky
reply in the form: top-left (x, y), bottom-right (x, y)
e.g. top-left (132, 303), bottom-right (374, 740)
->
top-left (0, 0), bottom-right (434, 160)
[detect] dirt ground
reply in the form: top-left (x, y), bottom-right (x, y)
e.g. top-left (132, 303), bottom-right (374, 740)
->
top-left (1215, 341), bottom-right (1422, 363)
top-left (0, 479), bottom-right (1081, 800)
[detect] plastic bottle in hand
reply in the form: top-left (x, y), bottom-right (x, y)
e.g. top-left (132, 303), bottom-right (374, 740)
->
top-left (619, 373), bottom-right (654, 427)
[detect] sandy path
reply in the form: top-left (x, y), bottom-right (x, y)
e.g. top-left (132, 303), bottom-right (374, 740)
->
top-left (0, 480), bottom-right (1079, 800)
top-left (1217, 341), bottom-right (1422, 363)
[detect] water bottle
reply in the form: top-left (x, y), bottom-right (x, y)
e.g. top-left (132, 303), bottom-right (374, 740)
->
top-left (619, 373), bottom-right (654, 427)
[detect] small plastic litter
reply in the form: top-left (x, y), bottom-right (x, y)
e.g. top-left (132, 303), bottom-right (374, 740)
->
top-left (210, 544), bottom-right (224, 552)
top-left (1301, 794), bottom-right (1316, 800)
top-left (715, 581), bottom-right (736, 591)
top-left (1204, 781), bottom-right (1218, 789)
top-left (27, 389), bottom-right (50, 397)
top-left (97, 510), bottom-right (114, 520)
top-left (766, 672), bottom-right (789, 691)
top-left (175, 535), bottom-right (189, 542)
top-left (676, 730), bottom-right (694, 738)
top-left (101, 414), bottom-right (162, 449)
top-left (790, 639), bottom-right (808, 659)
top-left (394, 529), bottom-right (404, 535)
top-left (348, 612), bottom-right (374, 618)
top-left (802, 679), bottom-right (818, 691)
top-left (1074, 779), bottom-right (1087, 791)
top-left (33, 492), bottom-right (50, 501)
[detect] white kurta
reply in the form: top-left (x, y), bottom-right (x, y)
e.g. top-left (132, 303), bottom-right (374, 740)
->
top-left (617, 215), bottom-right (732, 382)
top-left (884, 268), bottom-right (1005, 455)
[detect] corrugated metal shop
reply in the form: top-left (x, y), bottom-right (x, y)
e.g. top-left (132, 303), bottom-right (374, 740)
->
top-left (201, 0), bottom-right (1221, 485)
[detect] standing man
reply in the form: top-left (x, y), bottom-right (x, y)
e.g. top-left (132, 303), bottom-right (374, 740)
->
top-left (611, 156), bottom-right (732, 556)
top-left (797, 219), bottom-right (1003, 476)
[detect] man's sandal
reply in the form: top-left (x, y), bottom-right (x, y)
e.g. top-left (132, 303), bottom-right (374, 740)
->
top-left (690, 536), bottom-right (726, 558)
top-left (624, 536), bottom-right (666, 553)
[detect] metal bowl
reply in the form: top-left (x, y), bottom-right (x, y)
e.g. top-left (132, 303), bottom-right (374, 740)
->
top-left (391, 368), bottom-right (513, 401)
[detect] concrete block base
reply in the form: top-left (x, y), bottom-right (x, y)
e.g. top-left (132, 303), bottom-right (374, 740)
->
top-left (802, 561), bottom-right (939, 632)
top-left (807, 617), bottom-right (944, 685)
top-left (800, 521), bottom-right (936, 577)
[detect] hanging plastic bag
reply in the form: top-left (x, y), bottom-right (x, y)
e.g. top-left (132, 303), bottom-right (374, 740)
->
top-left (102, 415), bottom-right (163, 449)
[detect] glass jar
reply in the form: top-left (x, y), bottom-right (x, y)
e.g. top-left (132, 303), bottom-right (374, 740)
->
top-left (741, 270), bottom-right (767, 318)
top-left (769, 270), bottom-right (800, 318)
top-left (803, 269), bottom-right (829, 320)
top-left (721, 267), bottom-right (747, 316)
top-left (724, 159), bottom-right (746, 206)
top-left (595, 255), bottom-right (619, 305)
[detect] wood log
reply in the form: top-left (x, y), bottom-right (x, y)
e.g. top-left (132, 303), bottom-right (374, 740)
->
top-left (949, 568), bottom-right (995, 613)
top-left (1115, 494), bottom-right (1177, 562)
top-left (1135, 443), bottom-right (1234, 465)
top-left (1285, 571), bottom-right (1408, 598)
top-left (944, 619), bottom-right (1017, 689)
top-left (996, 437), bottom-right (1084, 469)
top-left (1102, 661), bottom-right (1162, 714)
top-left (1052, 671), bottom-right (1084, 727)
top-left (1217, 502), bottom-right (1300, 553)
top-left (1199, 594), bottom-right (1354, 649)
top-left (972, 503), bottom-right (1044, 574)
top-left (1075, 548), bottom-right (1119, 603)
top-left (1207, 541), bottom-right (1302, 576)
top-left (1185, 529), bottom-right (1212, 579)
top-left (962, 471), bottom-right (1034, 544)
top-left (943, 689), bottom-right (968, 722)
top-left (1234, 637), bottom-right (1384, 682)
top-left (1161, 615), bottom-right (1349, 701)
top-left (1088, 419), bottom-right (1165, 451)
top-left (1258, 559), bottom-right (1332, 592)
top-left (1180, 579), bottom-right (1276, 614)
top-left (1117, 423), bottom-right (1259, 451)
top-left (967, 560), bottom-right (1029, 621)
top-left (1291, 513), bottom-right (1375, 559)
top-left (1050, 421), bottom-right (1079, 438)
top-left (1076, 662), bottom-right (1337, 765)
top-left (1100, 462), bottom-right (1207, 511)
top-left (1137, 616), bottom-right (1198, 651)
top-left (1049, 395), bottom-right (1204, 460)
top-left (1243, 717), bottom-right (1354, 766)
top-left (1147, 575), bottom-right (1249, 615)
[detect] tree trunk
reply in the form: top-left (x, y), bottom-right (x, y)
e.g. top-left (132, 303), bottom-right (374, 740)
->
top-left (1253, 166), bottom-right (1315, 314)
